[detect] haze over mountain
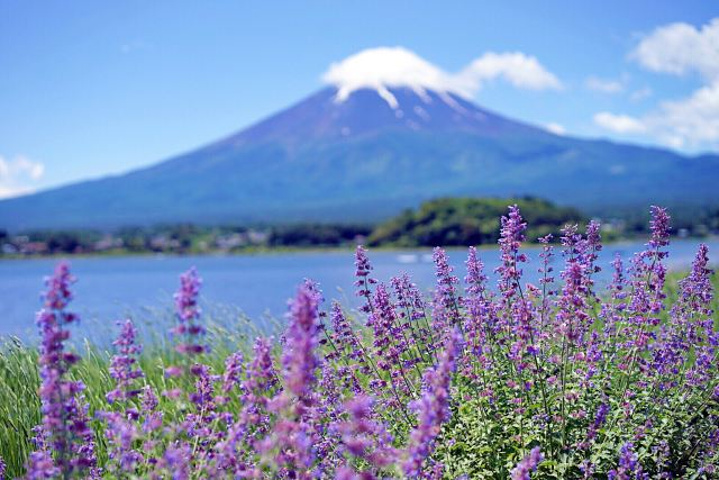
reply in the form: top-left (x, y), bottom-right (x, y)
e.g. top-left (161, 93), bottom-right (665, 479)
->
top-left (1, 48), bottom-right (718, 230)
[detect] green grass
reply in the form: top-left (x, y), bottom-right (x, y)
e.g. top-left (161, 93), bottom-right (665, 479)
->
top-left (0, 309), bottom-right (273, 478)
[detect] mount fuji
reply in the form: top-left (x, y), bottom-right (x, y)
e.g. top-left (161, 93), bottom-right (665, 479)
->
top-left (1, 49), bottom-right (718, 230)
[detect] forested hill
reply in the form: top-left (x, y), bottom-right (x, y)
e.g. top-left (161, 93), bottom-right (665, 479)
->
top-left (368, 197), bottom-right (586, 247)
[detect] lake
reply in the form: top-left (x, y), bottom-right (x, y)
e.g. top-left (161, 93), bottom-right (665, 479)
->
top-left (1, 238), bottom-right (717, 344)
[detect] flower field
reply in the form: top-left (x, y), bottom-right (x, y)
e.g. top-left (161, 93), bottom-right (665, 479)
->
top-left (0, 206), bottom-right (717, 479)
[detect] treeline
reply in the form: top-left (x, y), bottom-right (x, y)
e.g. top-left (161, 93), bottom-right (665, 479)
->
top-left (0, 223), bottom-right (372, 256)
top-left (3, 197), bottom-right (719, 256)
top-left (267, 224), bottom-right (372, 247)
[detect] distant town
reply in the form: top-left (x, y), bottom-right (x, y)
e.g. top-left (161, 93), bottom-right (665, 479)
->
top-left (0, 224), bottom-right (371, 257)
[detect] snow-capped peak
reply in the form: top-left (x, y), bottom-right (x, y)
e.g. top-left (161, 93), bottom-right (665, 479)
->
top-left (322, 47), bottom-right (469, 109)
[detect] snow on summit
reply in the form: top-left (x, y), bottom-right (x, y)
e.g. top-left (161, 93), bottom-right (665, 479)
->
top-left (322, 47), bottom-right (468, 108)
top-left (322, 46), bottom-right (562, 109)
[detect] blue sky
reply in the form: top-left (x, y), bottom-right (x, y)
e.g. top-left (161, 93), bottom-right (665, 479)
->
top-left (1, 1), bottom-right (717, 197)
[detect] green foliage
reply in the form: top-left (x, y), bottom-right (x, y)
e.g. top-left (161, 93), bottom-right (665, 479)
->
top-left (0, 340), bottom-right (41, 476)
top-left (368, 196), bottom-right (585, 247)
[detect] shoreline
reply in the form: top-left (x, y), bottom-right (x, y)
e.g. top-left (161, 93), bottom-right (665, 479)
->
top-left (1, 234), bottom-right (718, 261)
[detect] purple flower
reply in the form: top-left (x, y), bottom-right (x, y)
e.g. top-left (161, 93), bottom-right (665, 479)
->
top-left (369, 283), bottom-right (415, 385)
top-left (496, 205), bottom-right (528, 298)
top-left (432, 247), bottom-right (461, 329)
top-left (649, 206), bottom-right (671, 250)
top-left (42, 261), bottom-right (76, 312)
top-left (308, 362), bottom-right (343, 469)
top-left (328, 302), bottom-right (361, 360)
top-left (554, 222), bottom-right (602, 346)
top-left (24, 450), bottom-right (59, 479)
top-left (608, 442), bottom-right (647, 480)
top-left (0, 456), bottom-right (6, 480)
top-left (403, 329), bottom-right (461, 476)
top-left (465, 246), bottom-right (488, 302)
top-left (391, 273), bottom-right (433, 355)
top-left (69, 396), bottom-right (100, 478)
top-left (511, 447), bottom-right (543, 480)
top-left (354, 245), bottom-right (377, 313)
top-left (334, 395), bottom-right (397, 471)
top-left (246, 336), bottom-right (280, 400)
top-left (172, 267), bottom-right (206, 357)
top-left (587, 403), bottom-right (609, 442)
top-left (240, 336), bottom-right (279, 437)
top-left (624, 207), bottom-right (672, 360)
top-left (102, 412), bottom-right (143, 474)
top-left (652, 243), bottom-right (715, 381)
top-left (259, 411), bottom-right (314, 478)
top-left (334, 466), bottom-right (362, 480)
top-left (282, 283), bottom-right (321, 400)
top-left (189, 363), bottom-right (215, 399)
top-left (222, 351), bottom-right (245, 394)
top-left (611, 253), bottom-right (626, 294)
top-left (30, 262), bottom-right (97, 477)
top-left (326, 302), bottom-right (367, 392)
top-left (464, 246), bottom-right (493, 356)
top-left (677, 243), bottom-right (714, 313)
top-left (537, 234), bottom-right (555, 323)
top-left (179, 372), bottom-right (224, 475)
top-left (260, 284), bottom-right (325, 478)
top-left (140, 386), bottom-right (163, 434)
top-left (679, 244), bottom-right (718, 387)
top-left (600, 253), bottom-right (628, 340)
top-left (317, 361), bottom-right (341, 417)
top-left (391, 273), bottom-right (426, 317)
top-left (672, 243), bottom-right (714, 335)
top-left (216, 338), bottom-right (278, 474)
top-left (160, 442), bottom-right (191, 480)
top-left (106, 319), bottom-right (144, 404)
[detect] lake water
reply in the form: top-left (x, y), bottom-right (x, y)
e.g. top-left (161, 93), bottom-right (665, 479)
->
top-left (1, 239), bottom-right (717, 344)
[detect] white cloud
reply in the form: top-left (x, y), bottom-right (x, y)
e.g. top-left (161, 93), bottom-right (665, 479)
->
top-left (322, 47), bottom-right (561, 107)
top-left (459, 52), bottom-right (562, 92)
top-left (545, 122), bottom-right (566, 135)
top-left (585, 75), bottom-right (625, 94)
top-left (593, 112), bottom-right (647, 134)
top-left (595, 19), bottom-right (719, 150)
top-left (649, 81), bottom-right (719, 147)
top-left (0, 155), bottom-right (45, 199)
top-left (631, 18), bottom-right (719, 81)
top-left (594, 82), bottom-right (719, 148)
